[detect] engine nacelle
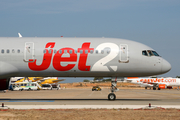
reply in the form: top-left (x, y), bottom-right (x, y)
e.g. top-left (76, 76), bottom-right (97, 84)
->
top-left (167, 86), bottom-right (173, 89)
top-left (158, 84), bottom-right (167, 89)
top-left (0, 78), bottom-right (10, 90)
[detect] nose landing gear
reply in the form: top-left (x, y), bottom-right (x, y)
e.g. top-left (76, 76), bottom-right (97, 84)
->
top-left (108, 93), bottom-right (116, 100)
top-left (108, 81), bottom-right (117, 100)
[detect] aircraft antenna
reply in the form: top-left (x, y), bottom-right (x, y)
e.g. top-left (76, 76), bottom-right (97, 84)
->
top-left (18, 33), bottom-right (22, 38)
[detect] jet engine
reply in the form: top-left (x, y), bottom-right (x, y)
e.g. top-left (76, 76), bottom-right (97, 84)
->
top-left (158, 84), bottom-right (167, 89)
top-left (167, 86), bottom-right (173, 89)
top-left (0, 78), bottom-right (10, 90)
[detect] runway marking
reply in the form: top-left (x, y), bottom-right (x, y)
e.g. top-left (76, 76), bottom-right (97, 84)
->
top-left (0, 100), bottom-right (54, 102)
top-left (89, 91), bottom-right (95, 96)
top-left (3, 105), bottom-right (180, 109)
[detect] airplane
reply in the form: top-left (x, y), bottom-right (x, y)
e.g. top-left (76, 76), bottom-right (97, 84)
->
top-left (125, 77), bottom-right (180, 90)
top-left (37, 77), bottom-right (65, 84)
top-left (0, 36), bottom-right (171, 100)
top-left (10, 77), bottom-right (24, 83)
top-left (14, 77), bottom-right (64, 84)
top-left (14, 77), bottom-right (45, 83)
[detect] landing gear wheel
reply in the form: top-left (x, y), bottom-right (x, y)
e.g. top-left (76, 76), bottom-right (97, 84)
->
top-left (153, 87), bottom-right (156, 90)
top-left (145, 87), bottom-right (147, 89)
top-left (108, 93), bottom-right (116, 100)
top-left (158, 88), bottom-right (161, 90)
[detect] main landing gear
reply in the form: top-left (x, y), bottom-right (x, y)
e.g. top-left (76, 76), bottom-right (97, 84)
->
top-left (108, 81), bottom-right (117, 100)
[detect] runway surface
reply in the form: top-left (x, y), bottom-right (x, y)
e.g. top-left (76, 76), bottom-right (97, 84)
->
top-left (0, 88), bottom-right (180, 109)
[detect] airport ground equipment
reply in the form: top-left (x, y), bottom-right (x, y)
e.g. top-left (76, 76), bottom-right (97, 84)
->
top-left (10, 82), bottom-right (40, 91)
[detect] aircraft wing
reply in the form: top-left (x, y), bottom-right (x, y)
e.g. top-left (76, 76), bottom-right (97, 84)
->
top-left (38, 78), bottom-right (65, 83)
top-left (52, 79), bottom-right (65, 82)
top-left (33, 77), bottom-right (46, 81)
top-left (15, 77), bottom-right (26, 83)
top-left (125, 79), bottom-right (132, 83)
top-left (145, 82), bottom-right (158, 86)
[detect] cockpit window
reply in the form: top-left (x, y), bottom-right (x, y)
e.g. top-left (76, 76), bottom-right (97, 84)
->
top-left (142, 51), bottom-right (148, 56)
top-left (152, 51), bottom-right (159, 56)
top-left (147, 50), bottom-right (153, 56)
top-left (143, 50), bottom-right (160, 57)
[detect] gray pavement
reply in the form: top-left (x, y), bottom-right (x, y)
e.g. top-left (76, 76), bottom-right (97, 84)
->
top-left (0, 88), bottom-right (180, 109)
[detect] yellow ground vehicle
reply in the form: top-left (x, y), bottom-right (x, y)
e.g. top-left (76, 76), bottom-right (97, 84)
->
top-left (92, 86), bottom-right (101, 91)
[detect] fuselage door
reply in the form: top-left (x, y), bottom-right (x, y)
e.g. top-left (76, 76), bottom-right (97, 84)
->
top-left (24, 42), bottom-right (35, 62)
top-left (119, 44), bottom-right (129, 63)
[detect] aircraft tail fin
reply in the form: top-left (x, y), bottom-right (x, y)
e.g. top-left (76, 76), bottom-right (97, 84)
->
top-left (18, 33), bottom-right (22, 38)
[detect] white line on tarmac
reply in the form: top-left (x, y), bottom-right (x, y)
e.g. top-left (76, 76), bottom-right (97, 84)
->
top-left (88, 91), bottom-right (95, 96)
top-left (1, 105), bottom-right (180, 109)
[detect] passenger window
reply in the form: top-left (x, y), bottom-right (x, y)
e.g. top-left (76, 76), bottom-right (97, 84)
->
top-left (101, 50), bottom-right (104, 54)
top-left (90, 50), bottom-right (93, 54)
top-left (80, 50), bottom-right (83, 54)
top-left (85, 50), bottom-right (88, 54)
top-left (17, 49), bottom-right (20, 53)
top-left (43, 50), bottom-right (46, 53)
top-left (107, 50), bottom-right (110, 54)
top-left (48, 49), bottom-right (51, 54)
top-left (54, 49), bottom-right (57, 53)
top-left (1, 49), bottom-right (4, 54)
top-left (75, 50), bottom-right (77, 54)
top-left (12, 49), bottom-right (15, 53)
top-left (7, 49), bottom-right (10, 53)
top-left (64, 50), bottom-right (67, 54)
top-left (59, 50), bottom-right (62, 54)
top-left (142, 51), bottom-right (148, 56)
top-left (96, 50), bottom-right (98, 54)
top-left (69, 50), bottom-right (72, 54)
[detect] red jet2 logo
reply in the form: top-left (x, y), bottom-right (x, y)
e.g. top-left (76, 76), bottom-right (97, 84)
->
top-left (28, 42), bottom-right (94, 71)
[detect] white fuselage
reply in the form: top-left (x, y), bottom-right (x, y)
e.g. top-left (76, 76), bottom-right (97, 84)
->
top-left (0, 37), bottom-right (171, 90)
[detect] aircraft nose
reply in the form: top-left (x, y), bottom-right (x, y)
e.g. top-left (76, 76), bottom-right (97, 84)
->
top-left (162, 59), bottom-right (171, 73)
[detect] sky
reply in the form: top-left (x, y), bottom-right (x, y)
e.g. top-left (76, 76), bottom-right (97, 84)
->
top-left (0, 0), bottom-right (180, 83)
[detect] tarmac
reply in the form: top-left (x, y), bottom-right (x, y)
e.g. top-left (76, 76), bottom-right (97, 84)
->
top-left (0, 88), bottom-right (180, 109)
